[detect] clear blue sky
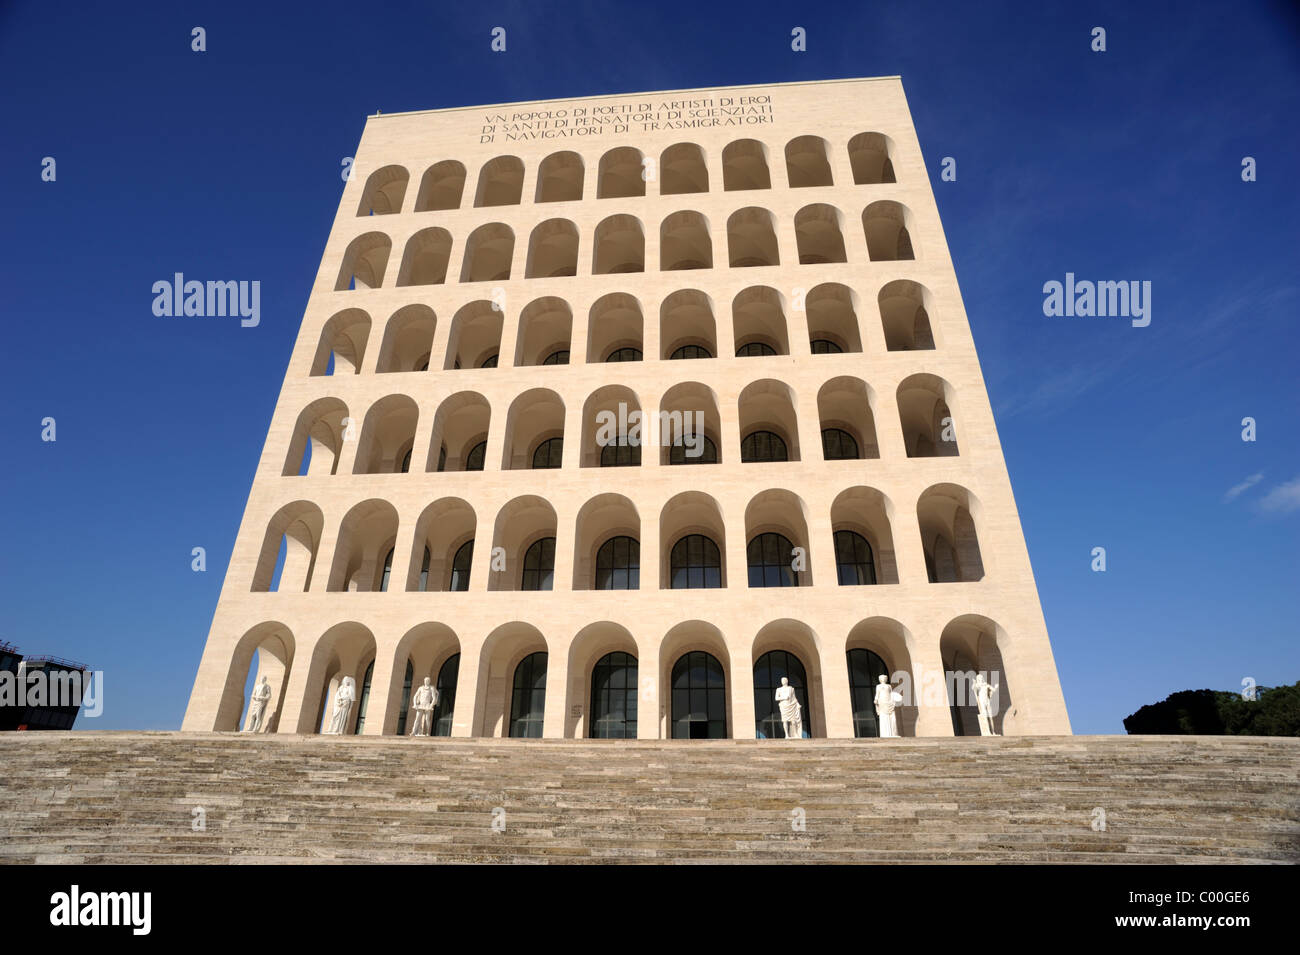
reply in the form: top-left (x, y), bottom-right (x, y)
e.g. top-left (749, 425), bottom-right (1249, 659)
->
top-left (1, 1), bottom-right (1296, 733)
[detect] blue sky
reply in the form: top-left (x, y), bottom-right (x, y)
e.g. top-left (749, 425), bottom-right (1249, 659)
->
top-left (1, 1), bottom-right (1296, 733)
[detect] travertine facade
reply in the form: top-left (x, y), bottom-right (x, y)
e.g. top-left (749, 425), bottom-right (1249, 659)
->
top-left (183, 77), bottom-right (1072, 740)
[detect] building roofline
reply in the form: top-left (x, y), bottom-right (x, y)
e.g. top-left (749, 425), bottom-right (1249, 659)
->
top-left (365, 75), bottom-right (904, 121)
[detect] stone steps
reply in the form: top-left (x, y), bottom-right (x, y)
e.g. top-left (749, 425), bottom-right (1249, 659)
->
top-left (1, 733), bottom-right (1296, 864)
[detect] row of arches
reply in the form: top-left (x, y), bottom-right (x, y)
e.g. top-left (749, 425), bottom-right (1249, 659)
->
top-left (312, 281), bottom-right (935, 376)
top-left (224, 612), bottom-right (1011, 741)
top-left (335, 201), bottom-right (916, 290)
top-left (285, 374), bottom-right (959, 478)
top-left (356, 133), bottom-right (899, 215)
top-left (252, 484), bottom-right (984, 595)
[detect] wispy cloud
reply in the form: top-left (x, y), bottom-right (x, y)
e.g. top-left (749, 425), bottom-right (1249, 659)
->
top-left (1257, 476), bottom-right (1300, 515)
top-left (1224, 472), bottom-right (1264, 501)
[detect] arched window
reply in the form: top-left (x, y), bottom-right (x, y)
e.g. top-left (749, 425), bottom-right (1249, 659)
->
top-left (821, 428), bottom-right (859, 460)
top-left (670, 344), bottom-right (712, 360)
top-left (671, 651), bottom-right (727, 738)
top-left (418, 546), bottom-right (431, 591)
top-left (480, 353), bottom-right (499, 368)
top-left (670, 534), bottom-right (722, 588)
top-left (736, 341), bottom-right (777, 357)
top-left (464, 441), bottom-right (487, 471)
top-left (834, 530), bottom-right (876, 585)
top-left (353, 660), bottom-right (375, 734)
top-left (379, 548), bottom-right (394, 592)
top-left (590, 651), bottom-right (638, 738)
top-left (595, 535), bottom-right (639, 590)
top-left (741, 431), bottom-right (788, 463)
top-left (747, 532), bottom-right (799, 587)
top-left (521, 537), bottom-right (556, 591)
top-left (449, 540), bottom-right (474, 591)
top-left (433, 653), bottom-right (460, 737)
top-left (395, 660), bottom-right (415, 735)
top-left (509, 651), bottom-right (547, 738)
top-left (599, 440), bottom-right (641, 467)
top-left (669, 435), bottom-right (718, 465)
top-left (753, 649), bottom-right (811, 739)
top-left (810, 338), bottom-right (843, 354)
top-left (605, 346), bottom-right (642, 362)
top-left (532, 437), bottom-right (563, 469)
top-left (543, 349), bottom-right (570, 365)
top-left (847, 648), bottom-right (890, 737)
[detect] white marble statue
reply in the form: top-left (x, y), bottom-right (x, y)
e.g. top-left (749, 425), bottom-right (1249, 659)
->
top-left (244, 676), bottom-right (272, 733)
top-left (410, 677), bottom-right (439, 737)
top-left (325, 676), bottom-right (356, 735)
top-left (874, 674), bottom-right (901, 738)
top-left (973, 672), bottom-right (999, 736)
top-left (774, 677), bottom-right (803, 739)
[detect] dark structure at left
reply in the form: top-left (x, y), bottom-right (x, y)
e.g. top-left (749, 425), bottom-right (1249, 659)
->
top-left (0, 640), bottom-right (92, 731)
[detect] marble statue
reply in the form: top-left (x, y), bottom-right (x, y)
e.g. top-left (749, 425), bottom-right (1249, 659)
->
top-left (874, 674), bottom-right (901, 738)
top-left (774, 676), bottom-right (803, 739)
top-left (973, 672), bottom-right (999, 736)
top-left (325, 676), bottom-right (356, 735)
top-left (410, 677), bottom-right (439, 737)
top-left (244, 676), bottom-right (272, 733)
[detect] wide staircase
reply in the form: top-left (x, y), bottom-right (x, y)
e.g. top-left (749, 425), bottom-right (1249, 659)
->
top-left (1, 733), bottom-right (1296, 863)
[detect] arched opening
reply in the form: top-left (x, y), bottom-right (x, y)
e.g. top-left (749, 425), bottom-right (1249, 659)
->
top-left (660, 288), bottom-right (716, 360)
top-left (580, 384), bottom-right (642, 468)
top-left (784, 135), bottom-right (833, 188)
top-left (426, 391), bottom-right (490, 472)
top-left (660, 211), bottom-right (712, 270)
top-left (878, 279), bottom-right (935, 351)
top-left (732, 286), bottom-right (790, 356)
top-left (830, 486), bottom-right (899, 584)
top-left (596, 146), bottom-right (645, 199)
top-left (661, 491), bottom-right (726, 589)
top-left (414, 159), bottom-right (466, 211)
top-left (847, 617), bottom-right (916, 737)
top-left (940, 614), bottom-right (1014, 736)
top-left (444, 299), bottom-right (503, 370)
top-left (751, 632), bottom-right (818, 740)
top-left (589, 651), bottom-right (638, 738)
top-left (384, 623), bottom-right (459, 735)
top-left (375, 304), bottom-right (437, 373)
top-left (918, 484), bottom-right (985, 583)
top-left (327, 500), bottom-right (399, 592)
top-left (848, 131), bottom-right (897, 185)
top-left (591, 214), bottom-right (645, 274)
top-left (525, 218), bottom-right (579, 278)
top-left (862, 200), bottom-right (916, 261)
top-left (727, 207), bottom-right (779, 267)
top-left (501, 388), bottom-right (565, 470)
top-left (311, 308), bottom-right (371, 376)
top-left (794, 204), bottom-right (847, 264)
top-left (406, 497), bottom-right (476, 592)
top-left (657, 381), bottom-right (721, 465)
top-left (573, 493), bottom-right (639, 590)
top-left (509, 652), bottom-right (548, 738)
top-left (356, 164), bottom-right (408, 216)
top-left (473, 155), bottom-right (524, 207)
top-left (535, 150), bottom-right (584, 202)
top-left (660, 142), bottom-right (708, 195)
top-left (282, 397), bottom-right (348, 476)
top-left (661, 622), bottom-right (730, 739)
top-left (745, 489), bottom-right (812, 586)
top-left (513, 296), bottom-right (572, 367)
top-left (738, 379), bottom-right (800, 461)
top-left (352, 394), bottom-right (419, 474)
top-left (459, 223), bottom-right (515, 282)
top-left (489, 497), bottom-right (558, 592)
top-left (818, 376), bottom-right (880, 460)
top-left (897, 373), bottom-right (959, 457)
top-left (395, 227), bottom-right (452, 286)
top-left (806, 282), bottom-right (861, 354)
top-left (722, 139), bottom-right (771, 191)
top-left (335, 232), bottom-right (391, 290)
top-left (472, 623), bottom-right (549, 736)
top-left (251, 501), bottom-right (323, 593)
top-left (215, 622), bottom-right (293, 733)
top-left (586, 292), bottom-right (643, 364)
top-left (299, 622), bottom-right (376, 734)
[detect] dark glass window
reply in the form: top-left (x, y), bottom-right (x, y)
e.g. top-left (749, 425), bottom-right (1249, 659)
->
top-left (589, 651), bottom-right (638, 738)
top-left (395, 660), bottom-right (414, 735)
top-left (604, 347), bottom-right (642, 362)
top-left (436, 445), bottom-right (447, 472)
top-left (670, 344), bottom-right (712, 360)
top-left (480, 353), bottom-right (498, 368)
top-left (669, 435), bottom-right (718, 464)
top-left (521, 537), bottom-right (556, 591)
top-left (753, 649), bottom-right (811, 739)
top-left (670, 534), bottom-right (722, 589)
top-left (671, 651), bottom-right (727, 739)
top-left (594, 535), bottom-right (639, 590)
top-left (741, 430), bottom-right (788, 462)
top-left (354, 660), bottom-right (375, 734)
top-left (543, 349), bottom-right (570, 365)
top-left (449, 540), bottom-right (474, 591)
top-left (821, 428), bottom-right (859, 460)
top-left (810, 338), bottom-right (843, 354)
top-left (464, 440), bottom-right (486, 471)
top-left (600, 438), bottom-right (641, 467)
top-left (532, 437), bottom-right (564, 469)
top-left (736, 341), bottom-right (777, 357)
top-left (747, 532), bottom-right (800, 587)
top-left (509, 651), bottom-right (547, 738)
top-left (418, 546), bottom-right (431, 592)
top-left (400, 448), bottom-right (412, 473)
top-left (379, 548), bottom-right (394, 592)
top-left (834, 530), bottom-right (876, 585)
top-left (847, 648), bottom-right (890, 738)
top-left (433, 653), bottom-right (459, 737)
